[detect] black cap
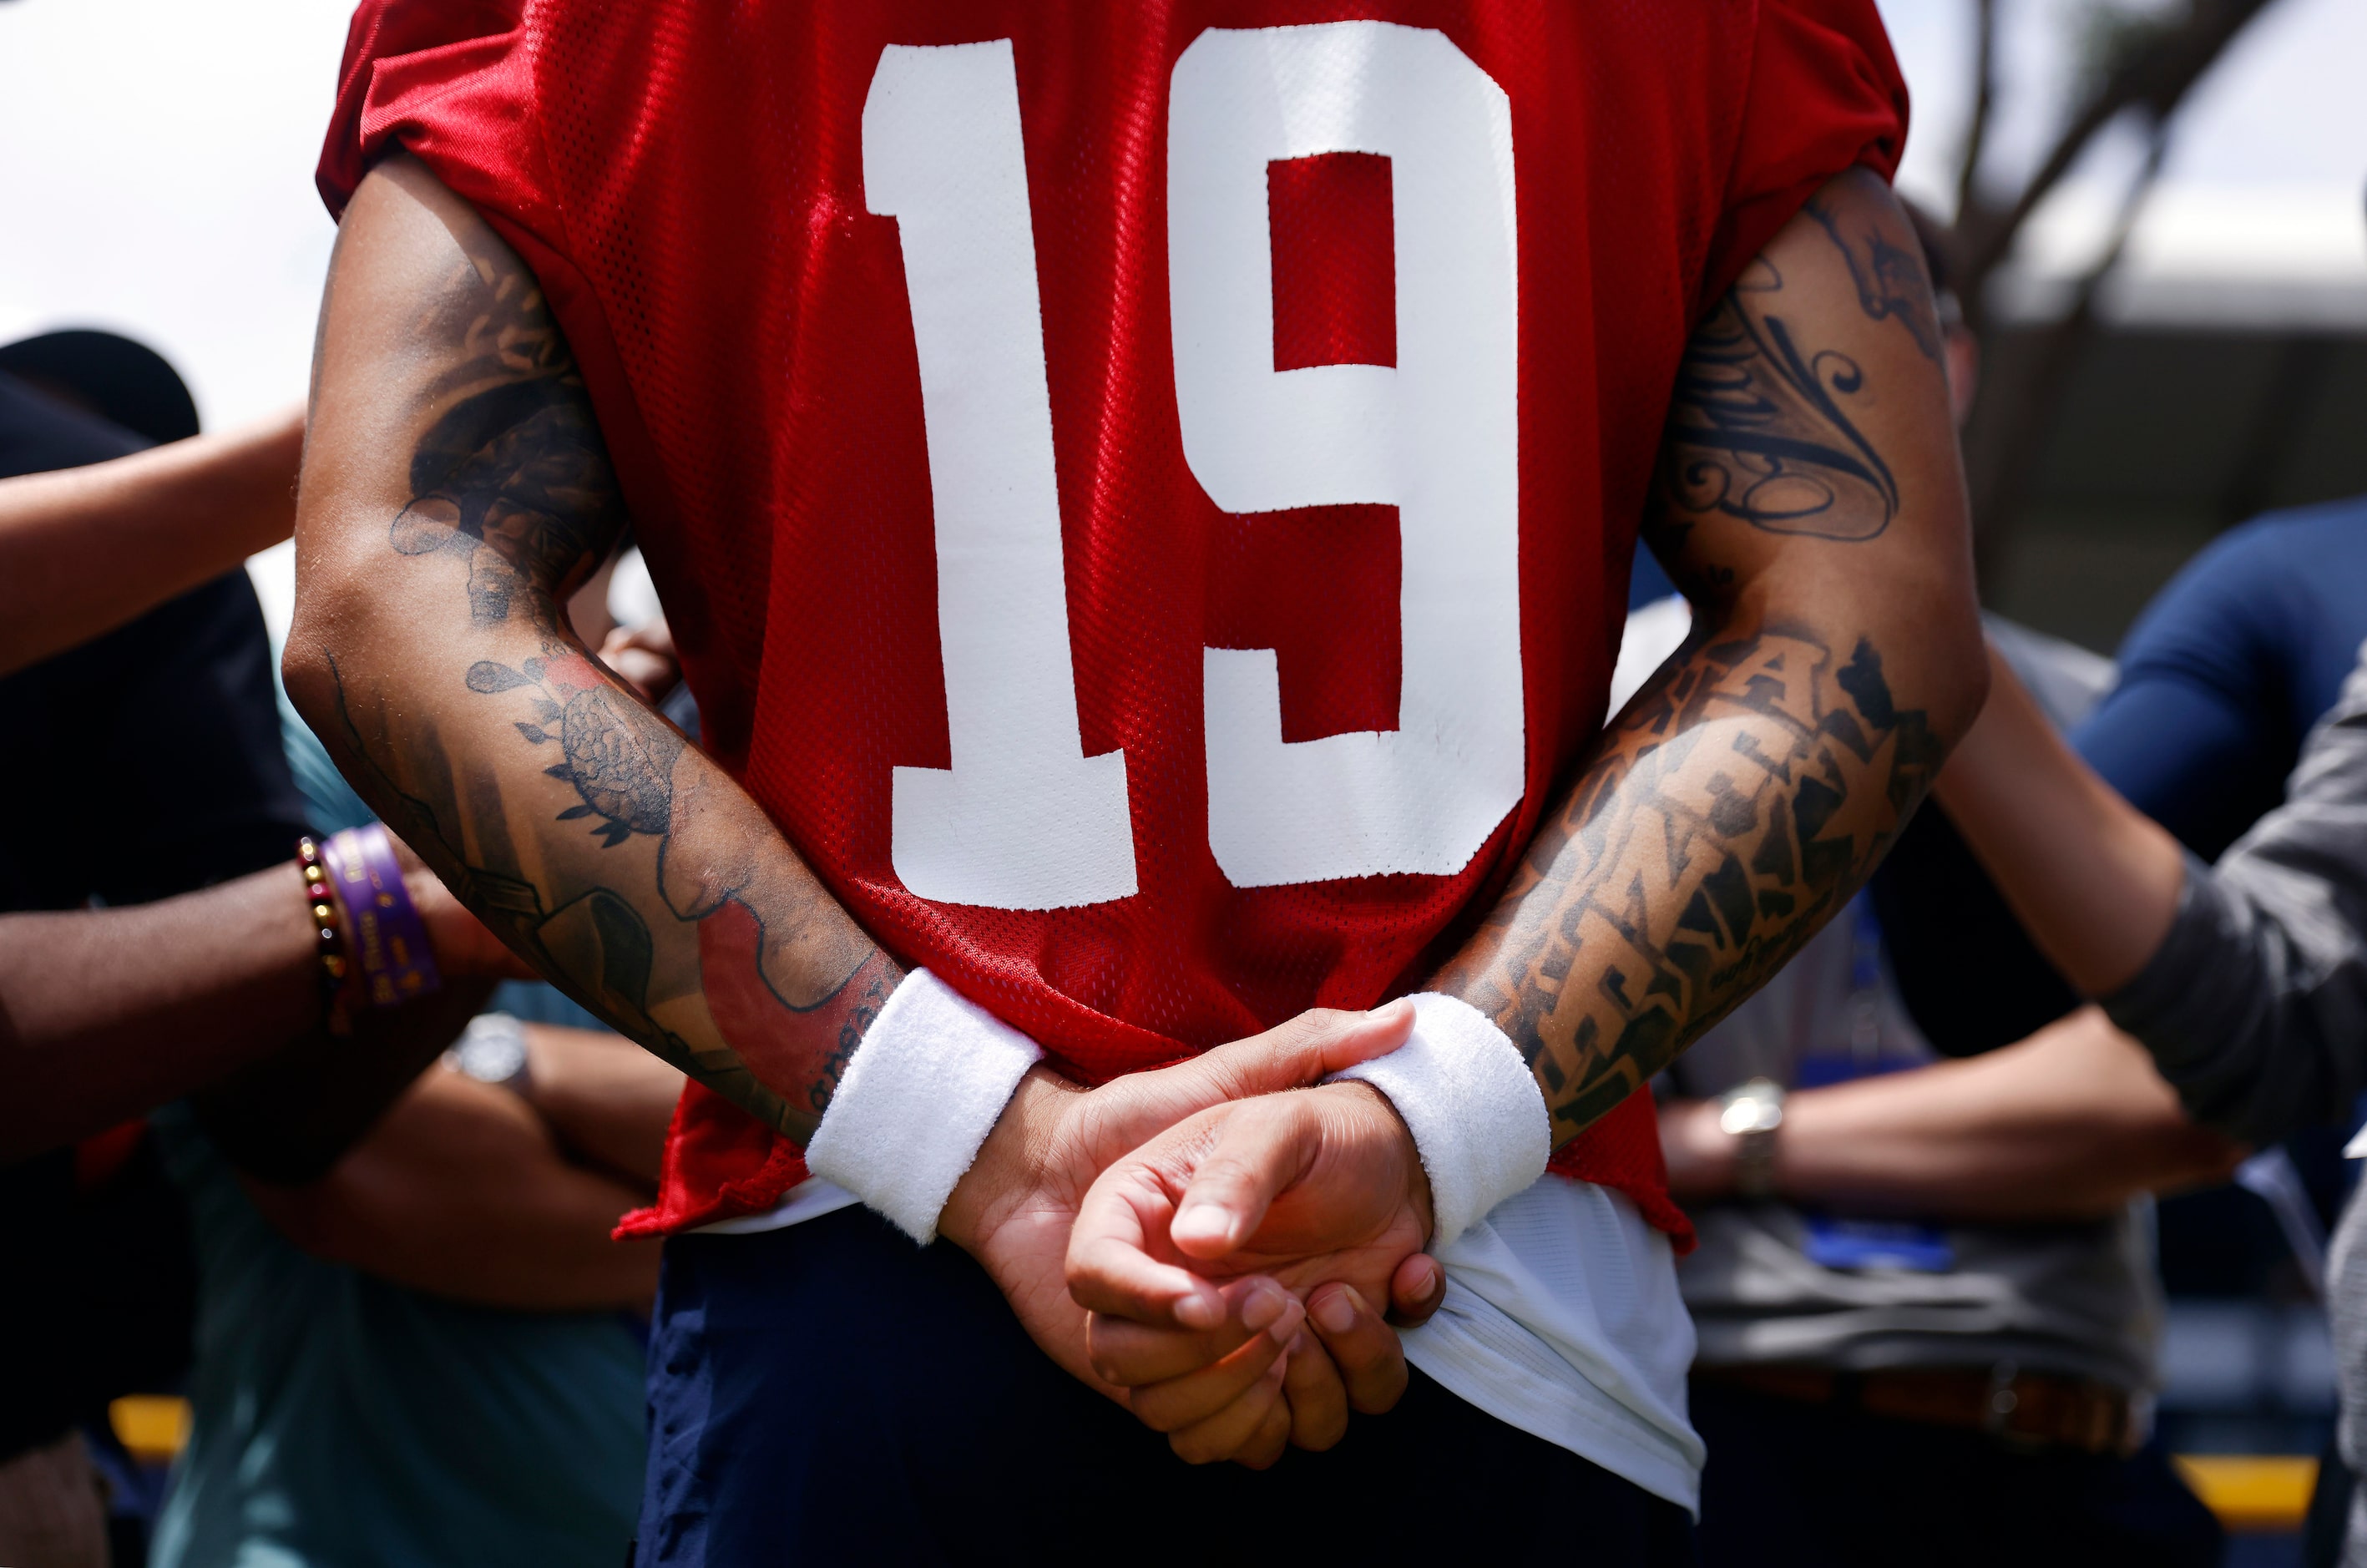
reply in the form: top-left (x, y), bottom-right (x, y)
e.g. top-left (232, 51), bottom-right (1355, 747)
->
top-left (0, 329), bottom-right (200, 446)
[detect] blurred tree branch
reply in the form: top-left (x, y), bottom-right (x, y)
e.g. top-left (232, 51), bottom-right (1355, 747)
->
top-left (1950, 0), bottom-right (2282, 576)
top-left (1954, 0), bottom-right (1999, 227)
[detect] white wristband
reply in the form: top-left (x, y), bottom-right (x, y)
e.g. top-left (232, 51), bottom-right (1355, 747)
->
top-left (802, 969), bottom-right (1043, 1245)
top-left (1333, 993), bottom-right (1551, 1247)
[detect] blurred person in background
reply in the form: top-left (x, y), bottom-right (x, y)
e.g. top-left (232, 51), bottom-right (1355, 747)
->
top-left (0, 331), bottom-right (306, 678)
top-left (1866, 186), bottom-right (2367, 1568)
top-left (1875, 407), bottom-right (2367, 1075)
top-left (149, 1004), bottom-right (682, 1568)
top-left (1629, 210), bottom-right (2235, 1567)
top-left (1939, 637), bottom-right (2367, 1566)
top-left (0, 335), bottom-right (523, 1568)
top-left (145, 565), bottom-right (694, 1568)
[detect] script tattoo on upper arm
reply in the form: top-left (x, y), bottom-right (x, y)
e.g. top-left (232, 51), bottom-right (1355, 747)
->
top-left (321, 201), bottom-right (897, 1143)
top-left (1437, 626), bottom-right (1941, 1137)
top-left (1656, 258), bottom-right (1900, 545)
top-left (1653, 177), bottom-right (1943, 551)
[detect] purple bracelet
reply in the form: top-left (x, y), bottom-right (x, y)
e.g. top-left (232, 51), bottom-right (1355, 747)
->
top-left (320, 823), bottom-right (444, 1008)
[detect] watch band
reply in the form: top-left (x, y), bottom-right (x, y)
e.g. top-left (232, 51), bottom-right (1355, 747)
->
top-left (1718, 1076), bottom-right (1787, 1200)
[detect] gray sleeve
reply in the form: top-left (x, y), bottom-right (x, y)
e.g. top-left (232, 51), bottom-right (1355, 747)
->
top-left (2103, 645), bottom-right (2367, 1146)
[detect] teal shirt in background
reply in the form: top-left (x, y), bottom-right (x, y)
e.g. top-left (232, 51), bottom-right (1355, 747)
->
top-left (148, 1109), bottom-right (647, 1568)
top-left (144, 680), bottom-right (649, 1567)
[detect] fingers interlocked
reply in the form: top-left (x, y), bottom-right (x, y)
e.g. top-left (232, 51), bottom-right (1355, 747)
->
top-left (1060, 1002), bottom-right (1444, 1469)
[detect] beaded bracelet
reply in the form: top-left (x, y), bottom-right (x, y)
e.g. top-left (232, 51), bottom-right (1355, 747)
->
top-left (296, 835), bottom-right (355, 1032)
top-left (296, 835), bottom-right (347, 982)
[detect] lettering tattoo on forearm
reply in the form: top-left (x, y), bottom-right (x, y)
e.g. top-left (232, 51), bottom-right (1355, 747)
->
top-left (1440, 186), bottom-right (1950, 1142)
top-left (316, 210), bottom-right (898, 1142)
top-left (1437, 628), bottom-right (1940, 1140)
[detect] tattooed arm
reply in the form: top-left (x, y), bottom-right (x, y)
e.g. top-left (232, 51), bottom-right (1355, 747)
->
top-left (0, 405), bottom-right (305, 677)
top-left (286, 156), bottom-right (893, 1146)
top-left (1429, 168), bottom-right (1984, 1145)
top-left (1068, 169), bottom-right (1985, 1330)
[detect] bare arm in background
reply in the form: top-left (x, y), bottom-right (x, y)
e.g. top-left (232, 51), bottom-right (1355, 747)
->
top-left (0, 406), bottom-right (305, 675)
top-left (1934, 641), bottom-right (2187, 995)
top-left (1659, 1005), bottom-right (2244, 1221)
top-left (1940, 640), bottom-right (2367, 1146)
top-left (245, 1023), bottom-right (680, 1312)
top-left (521, 1021), bottom-right (686, 1186)
top-left (1, 848), bottom-right (519, 1166)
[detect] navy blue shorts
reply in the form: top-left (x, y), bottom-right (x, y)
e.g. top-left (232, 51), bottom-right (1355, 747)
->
top-left (636, 1204), bottom-right (1692, 1566)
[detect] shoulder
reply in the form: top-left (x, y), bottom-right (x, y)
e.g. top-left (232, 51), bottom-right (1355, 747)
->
top-left (2113, 510), bottom-right (2330, 675)
top-left (2119, 498), bottom-right (2367, 675)
top-left (0, 371), bottom-right (146, 481)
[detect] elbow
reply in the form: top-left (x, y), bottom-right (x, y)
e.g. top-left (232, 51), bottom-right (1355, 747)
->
top-left (1939, 635), bottom-right (1991, 755)
top-left (281, 546), bottom-right (392, 739)
top-left (241, 1174), bottom-right (365, 1267)
top-left (1924, 593), bottom-right (1991, 751)
top-left (2150, 1126), bottom-right (2251, 1201)
top-left (281, 633), bottom-right (335, 737)
top-left (281, 580), bottom-right (359, 737)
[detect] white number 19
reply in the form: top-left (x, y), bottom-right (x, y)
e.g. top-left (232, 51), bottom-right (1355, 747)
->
top-left (866, 24), bottom-right (1523, 910)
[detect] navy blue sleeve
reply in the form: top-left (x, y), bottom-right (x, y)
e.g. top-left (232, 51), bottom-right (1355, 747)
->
top-left (2074, 523), bottom-right (2305, 859)
top-left (1878, 518), bottom-right (2329, 1055)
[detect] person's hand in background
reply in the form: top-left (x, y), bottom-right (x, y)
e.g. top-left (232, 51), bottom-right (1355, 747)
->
top-left (0, 401), bottom-right (305, 675)
top-left (599, 615), bottom-right (680, 704)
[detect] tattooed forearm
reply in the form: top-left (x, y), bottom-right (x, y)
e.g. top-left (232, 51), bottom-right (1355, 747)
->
top-left (1435, 626), bottom-right (1940, 1139)
top-left (1439, 169), bottom-right (1975, 1144)
top-left (293, 159), bottom-right (898, 1145)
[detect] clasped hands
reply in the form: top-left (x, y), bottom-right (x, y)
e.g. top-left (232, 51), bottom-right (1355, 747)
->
top-left (938, 1002), bottom-right (1443, 1469)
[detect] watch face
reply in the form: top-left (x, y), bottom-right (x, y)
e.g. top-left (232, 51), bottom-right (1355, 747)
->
top-left (453, 1034), bottom-right (528, 1084)
top-left (1718, 1089), bottom-right (1783, 1137)
top-left (452, 1016), bottom-right (529, 1085)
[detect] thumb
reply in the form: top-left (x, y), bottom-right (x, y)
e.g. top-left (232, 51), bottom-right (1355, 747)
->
top-left (1188, 1000), bottom-right (1416, 1103)
top-left (1385, 1252), bottom-right (1447, 1328)
top-left (1080, 1002), bottom-right (1417, 1162)
top-left (1170, 1094), bottom-right (1323, 1262)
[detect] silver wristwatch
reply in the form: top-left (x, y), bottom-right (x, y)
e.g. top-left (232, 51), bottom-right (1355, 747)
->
top-left (446, 1011), bottom-right (533, 1097)
top-left (1717, 1076), bottom-right (1787, 1199)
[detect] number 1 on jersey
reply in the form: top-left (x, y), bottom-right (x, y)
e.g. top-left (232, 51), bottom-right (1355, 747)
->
top-left (866, 40), bottom-right (1138, 911)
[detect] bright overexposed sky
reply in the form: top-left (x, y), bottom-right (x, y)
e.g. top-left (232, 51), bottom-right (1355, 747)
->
top-left (0, 0), bottom-right (2361, 431)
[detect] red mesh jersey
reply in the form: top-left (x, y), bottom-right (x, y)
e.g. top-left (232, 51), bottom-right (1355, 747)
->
top-left (321, 0), bottom-right (1907, 1247)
